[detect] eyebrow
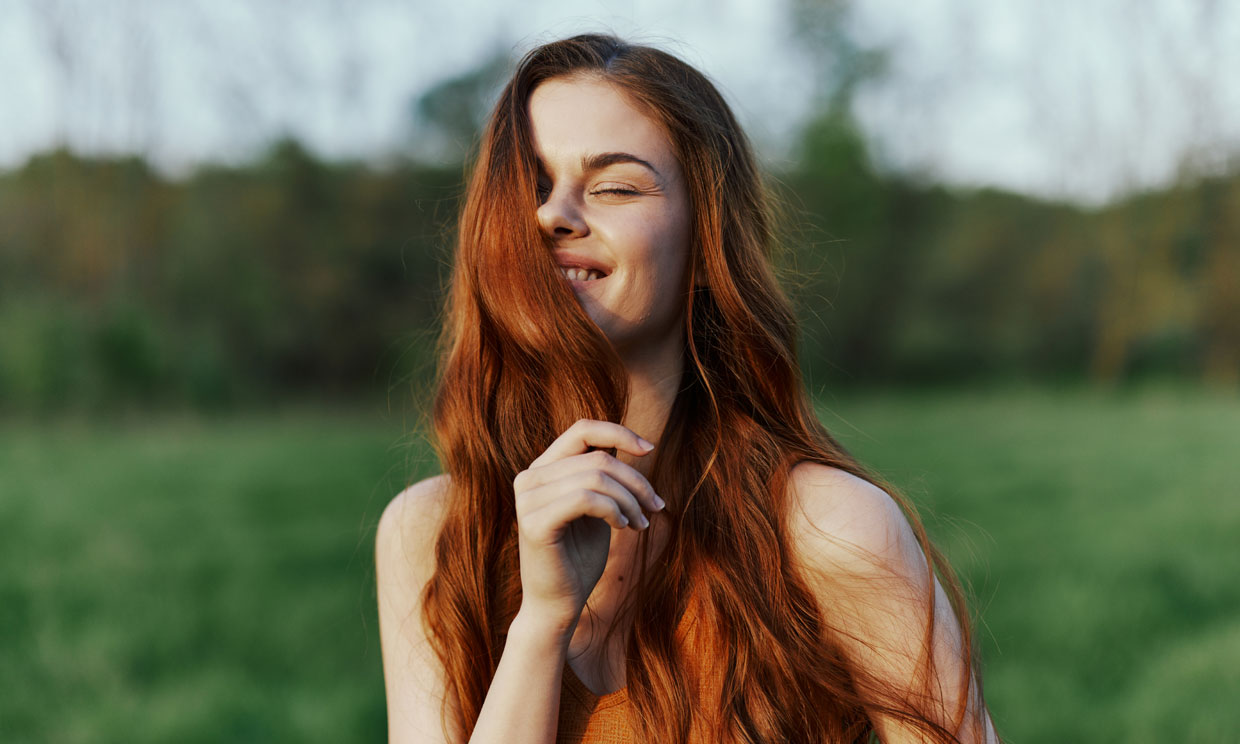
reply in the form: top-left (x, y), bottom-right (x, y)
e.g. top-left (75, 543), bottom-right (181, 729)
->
top-left (580, 152), bottom-right (663, 180)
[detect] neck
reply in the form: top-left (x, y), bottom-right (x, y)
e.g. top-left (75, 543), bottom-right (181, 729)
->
top-left (615, 333), bottom-right (685, 480)
top-left (569, 334), bottom-right (684, 664)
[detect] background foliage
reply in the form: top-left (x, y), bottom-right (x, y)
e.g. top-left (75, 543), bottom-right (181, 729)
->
top-left (2, 116), bottom-right (1238, 414)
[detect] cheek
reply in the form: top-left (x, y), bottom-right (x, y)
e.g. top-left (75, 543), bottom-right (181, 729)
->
top-left (598, 206), bottom-right (693, 303)
top-left (658, 212), bottom-right (693, 289)
top-left (640, 208), bottom-right (692, 276)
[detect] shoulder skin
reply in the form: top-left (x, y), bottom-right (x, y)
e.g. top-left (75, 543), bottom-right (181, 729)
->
top-left (785, 462), bottom-right (997, 743)
top-left (376, 474), bottom-right (456, 744)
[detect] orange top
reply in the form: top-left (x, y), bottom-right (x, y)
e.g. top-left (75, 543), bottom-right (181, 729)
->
top-left (557, 668), bottom-right (632, 744)
top-left (555, 593), bottom-right (723, 744)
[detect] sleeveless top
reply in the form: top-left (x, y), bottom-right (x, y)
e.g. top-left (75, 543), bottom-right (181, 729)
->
top-left (555, 591), bottom-right (724, 744)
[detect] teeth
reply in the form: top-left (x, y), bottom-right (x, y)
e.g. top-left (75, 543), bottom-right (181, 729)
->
top-left (560, 267), bottom-right (604, 281)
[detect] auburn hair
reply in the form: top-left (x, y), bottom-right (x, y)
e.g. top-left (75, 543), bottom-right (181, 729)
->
top-left (422, 33), bottom-right (988, 742)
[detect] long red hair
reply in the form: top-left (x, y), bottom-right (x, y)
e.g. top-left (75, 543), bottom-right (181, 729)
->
top-left (423, 33), bottom-right (986, 742)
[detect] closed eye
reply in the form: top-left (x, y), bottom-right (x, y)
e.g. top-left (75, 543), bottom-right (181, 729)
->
top-left (592, 187), bottom-right (641, 197)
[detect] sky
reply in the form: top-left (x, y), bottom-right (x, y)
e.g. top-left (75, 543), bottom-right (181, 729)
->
top-left (1, 0), bottom-right (1238, 204)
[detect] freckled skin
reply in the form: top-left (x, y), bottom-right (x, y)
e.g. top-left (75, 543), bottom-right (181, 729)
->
top-left (529, 76), bottom-right (694, 360)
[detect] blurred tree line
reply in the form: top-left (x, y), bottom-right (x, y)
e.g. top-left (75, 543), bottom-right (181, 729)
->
top-left (2, 126), bottom-right (1236, 415)
top-left (1, 51), bottom-right (1237, 413)
top-left (0, 143), bottom-right (461, 412)
top-left (783, 108), bottom-right (1240, 389)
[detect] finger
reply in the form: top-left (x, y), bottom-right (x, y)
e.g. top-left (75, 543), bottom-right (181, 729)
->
top-left (586, 454), bottom-right (663, 513)
top-left (523, 489), bottom-right (630, 538)
top-left (515, 469), bottom-right (649, 529)
top-left (531, 419), bottom-right (654, 467)
top-left (570, 470), bottom-right (649, 529)
top-left (519, 450), bottom-right (662, 512)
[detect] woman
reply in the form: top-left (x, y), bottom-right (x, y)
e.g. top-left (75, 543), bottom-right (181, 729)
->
top-left (377, 33), bottom-right (998, 743)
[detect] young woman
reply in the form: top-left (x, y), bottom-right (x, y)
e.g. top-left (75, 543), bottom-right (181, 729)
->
top-left (377, 33), bottom-right (999, 744)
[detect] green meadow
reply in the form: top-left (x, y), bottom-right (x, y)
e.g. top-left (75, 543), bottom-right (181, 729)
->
top-left (2, 387), bottom-right (1237, 743)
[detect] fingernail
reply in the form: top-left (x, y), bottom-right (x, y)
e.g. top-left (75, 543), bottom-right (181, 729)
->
top-left (639, 438), bottom-right (655, 451)
top-left (653, 495), bottom-right (666, 510)
top-left (619, 515), bottom-right (629, 527)
top-left (638, 514), bottom-right (650, 529)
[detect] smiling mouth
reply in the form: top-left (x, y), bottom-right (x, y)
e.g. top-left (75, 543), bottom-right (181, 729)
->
top-left (560, 267), bottom-right (606, 282)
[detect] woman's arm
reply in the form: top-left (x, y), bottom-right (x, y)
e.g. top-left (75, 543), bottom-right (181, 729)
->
top-left (377, 421), bottom-right (663, 744)
top-left (787, 463), bottom-right (999, 743)
top-left (466, 610), bottom-right (577, 743)
top-left (377, 476), bottom-right (579, 744)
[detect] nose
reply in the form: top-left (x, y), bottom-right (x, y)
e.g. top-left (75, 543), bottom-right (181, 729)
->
top-left (536, 187), bottom-right (589, 239)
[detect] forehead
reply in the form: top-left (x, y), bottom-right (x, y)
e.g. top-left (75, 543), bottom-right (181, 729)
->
top-left (527, 77), bottom-right (678, 174)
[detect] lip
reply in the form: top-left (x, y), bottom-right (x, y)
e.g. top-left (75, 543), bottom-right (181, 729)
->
top-left (554, 251), bottom-right (612, 277)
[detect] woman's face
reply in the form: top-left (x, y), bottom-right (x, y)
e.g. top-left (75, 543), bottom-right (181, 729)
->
top-left (528, 75), bottom-right (693, 357)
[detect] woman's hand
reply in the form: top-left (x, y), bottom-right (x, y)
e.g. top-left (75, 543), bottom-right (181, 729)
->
top-left (512, 419), bottom-right (665, 636)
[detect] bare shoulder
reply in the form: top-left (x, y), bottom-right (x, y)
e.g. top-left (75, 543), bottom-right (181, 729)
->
top-left (376, 473), bottom-right (452, 572)
top-left (786, 464), bottom-right (996, 741)
top-left (375, 473), bottom-right (453, 625)
top-left (376, 473), bottom-right (456, 744)
top-left (786, 462), bottom-right (926, 578)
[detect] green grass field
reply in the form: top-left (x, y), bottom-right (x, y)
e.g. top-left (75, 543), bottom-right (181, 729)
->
top-left (2, 387), bottom-right (1237, 742)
